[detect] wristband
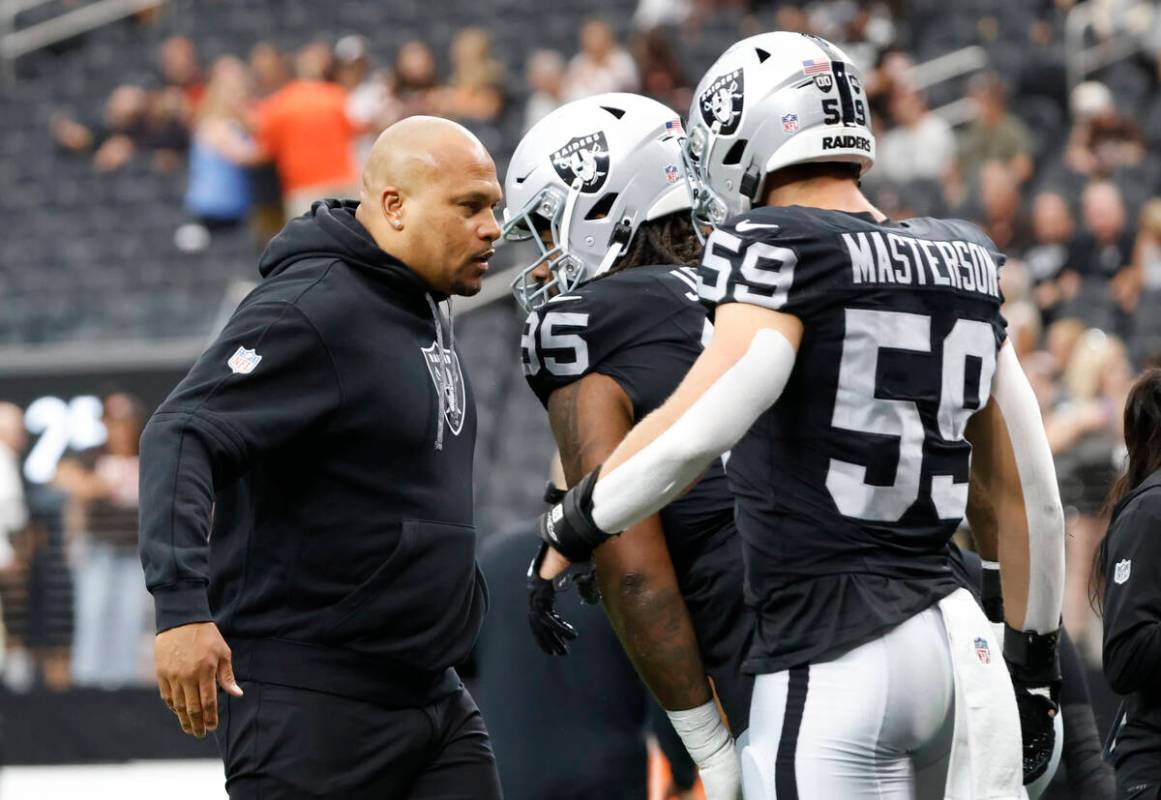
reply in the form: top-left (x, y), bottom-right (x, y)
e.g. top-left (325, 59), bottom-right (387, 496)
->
top-left (666, 700), bottom-right (732, 766)
top-left (1003, 624), bottom-right (1061, 685)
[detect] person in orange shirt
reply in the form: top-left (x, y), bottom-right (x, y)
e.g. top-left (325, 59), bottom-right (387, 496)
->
top-left (254, 42), bottom-right (361, 218)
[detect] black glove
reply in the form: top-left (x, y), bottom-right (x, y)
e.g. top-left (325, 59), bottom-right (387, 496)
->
top-left (1003, 624), bottom-right (1062, 785)
top-left (527, 542), bottom-right (578, 656)
top-left (537, 467), bottom-right (610, 562)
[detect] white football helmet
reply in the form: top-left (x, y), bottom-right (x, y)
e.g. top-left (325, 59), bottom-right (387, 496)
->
top-left (683, 31), bottom-right (876, 231)
top-left (502, 92), bottom-right (691, 313)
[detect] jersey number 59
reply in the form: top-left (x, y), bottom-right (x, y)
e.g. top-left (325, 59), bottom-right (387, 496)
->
top-left (827, 308), bottom-right (997, 522)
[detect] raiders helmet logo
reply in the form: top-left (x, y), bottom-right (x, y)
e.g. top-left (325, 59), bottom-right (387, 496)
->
top-left (848, 73), bottom-right (862, 93)
top-left (699, 68), bottom-right (744, 135)
top-left (551, 131), bottom-right (610, 193)
top-left (814, 73), bottom-right (834, 92)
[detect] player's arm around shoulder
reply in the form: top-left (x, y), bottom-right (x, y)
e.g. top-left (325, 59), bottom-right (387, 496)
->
top-left (547, 374), bottom-right (712, 713)
top-left (587, 301), bottom-right (803, 537)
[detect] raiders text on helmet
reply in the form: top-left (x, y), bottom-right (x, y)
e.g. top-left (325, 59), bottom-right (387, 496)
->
top-left (501, 93), bottom-right (691, 313)
top-left (682, 32), bottom-right (876, 230)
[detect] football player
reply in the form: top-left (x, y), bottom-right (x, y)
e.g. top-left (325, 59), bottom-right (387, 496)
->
top-left (503, 93), bottom-right (752, 798)
top-left (536, 33), bottom-right (1066, 799)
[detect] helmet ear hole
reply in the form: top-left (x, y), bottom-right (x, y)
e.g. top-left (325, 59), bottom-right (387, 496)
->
top-left (722, 139), bottom-right (748, 166)
top-left (585, 192), bottom-right (619, 221)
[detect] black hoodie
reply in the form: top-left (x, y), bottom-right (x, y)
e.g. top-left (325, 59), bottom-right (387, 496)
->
top-left (139, 200), bottom-right (487, 707)
top-left (1102, 468), bottom-right (1161, 782)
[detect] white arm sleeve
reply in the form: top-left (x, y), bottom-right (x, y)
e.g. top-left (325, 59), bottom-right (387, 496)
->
top-left (990, 343), bottom-right (1066, 634)
top-left (590, 327), bottom-right (797, 534)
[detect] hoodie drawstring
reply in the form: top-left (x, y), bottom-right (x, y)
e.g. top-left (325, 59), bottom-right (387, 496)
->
top-left (425, 293), bottom-right (455, 451)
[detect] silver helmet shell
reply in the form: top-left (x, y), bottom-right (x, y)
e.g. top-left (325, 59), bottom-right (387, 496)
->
top-left (502, 92), bottom-right (690, 313)
top-left (683, 32), bottom-right (875, 230)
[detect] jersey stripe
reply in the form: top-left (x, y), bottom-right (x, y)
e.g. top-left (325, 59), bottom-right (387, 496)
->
top-left (774, 666), bottom-right (810, 799)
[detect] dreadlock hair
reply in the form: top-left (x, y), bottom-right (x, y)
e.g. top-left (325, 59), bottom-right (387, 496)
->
top-left (604, 212), bottom-right (702, 276)
top-left (1089, 367), bottom-right (1161, 614)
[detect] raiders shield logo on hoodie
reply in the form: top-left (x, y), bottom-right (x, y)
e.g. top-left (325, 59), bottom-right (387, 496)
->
top-left (421, 342), bottom-right (466, 436)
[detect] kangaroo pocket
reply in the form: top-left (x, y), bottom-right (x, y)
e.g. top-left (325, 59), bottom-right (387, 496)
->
top-left (317, 519), bottom-right (486, 672)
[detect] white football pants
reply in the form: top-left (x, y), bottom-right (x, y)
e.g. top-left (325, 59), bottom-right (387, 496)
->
top-left (740, 605), bottom-right (957, 799)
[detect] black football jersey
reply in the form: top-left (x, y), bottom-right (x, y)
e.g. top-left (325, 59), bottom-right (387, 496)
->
top-left (696, 205), bottom-right (1008, 674)
top-left (522, 264), bottom-right (736, 577)
top-left (522, 264), bottom-right (753, 729)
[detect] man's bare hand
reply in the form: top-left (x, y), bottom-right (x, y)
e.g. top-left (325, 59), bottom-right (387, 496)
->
top-left (154, 622), bottom-right (243, 738)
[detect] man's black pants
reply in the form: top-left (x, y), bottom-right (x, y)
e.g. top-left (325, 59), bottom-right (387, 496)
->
top-left (216, 681), bottom-right (502, 799)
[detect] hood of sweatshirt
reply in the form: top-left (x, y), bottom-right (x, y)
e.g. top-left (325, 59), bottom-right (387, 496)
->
top-left (1110, 467), bottom-right (1161, 523)
top-left (259, 199), bottom-right (459, 450)
top-left (258, 198), bottom-right (447, 303)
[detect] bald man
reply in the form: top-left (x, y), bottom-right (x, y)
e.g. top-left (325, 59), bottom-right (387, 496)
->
top-left (140, 117), bottom-right (503, 799)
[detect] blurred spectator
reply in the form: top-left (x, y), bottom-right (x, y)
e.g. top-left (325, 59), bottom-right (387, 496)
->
top-left (1064, 81), bottom-right (1146, 180)
top-left (972, 160), bottom-right (1032, 253)
top-left (57, 394), bottom-right (148, 687)
top-left (865, 47), bottom-right (913, 121)
top-left (0, 404), bottom-right (29, 692)
top-left (524, 49), bottom-right (567, 132)
top-left (51, 79), bottom-right (189, 174)
top-left (1024, 191), bottom-right (1077, 319)
top-left (255, 41), bottom-right (360, 218)
top-left (158, 35), bottom-right (205, 112)
top-left (250, 40), bottom-right (290, 97)
top-left (432, 27), bottom-right (506, 122)
top-left (0, 403), bottom-right (27, 577)
top-left (387, 40), bottom-right (442, 121)
top-left (1046, 318), bottom-right (1089, 377)
top-left (633, 0), bottom-right (692, 30)
top-left (248, 42), bottom-right (290, 244)
top-left (184, 56), bottom-right (263, 232)
top-left (633, 27), bottom-right (691, 112)
top-left (1126, 198), bottom-right (1161, 364)
top-left (1058, 180), bottom-right (1136, 332)
top-left (336, 35), bottom-right (391, 166)
top-left (564, 19), bottom-right (640, 100)
top-left (1046, 330), bottom-right (1133, 654)
top-left (22, 487), bottom-right (74, 692)
top-left (0, 403), bottom-right (27, 689)
top-left (1006, 300), bottom-right (1044, 363)
top-left (958, 72), bottom-right (1034, 187)
top-left (876, 86), bottom-right (955, 184)
top-left (333, 34), bottom-right (371, 93)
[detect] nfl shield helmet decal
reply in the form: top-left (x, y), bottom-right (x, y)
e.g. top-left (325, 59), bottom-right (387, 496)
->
top-left (974, 637), bottom-right (991, 664)
top-left (782, 112), bottom-right (800, 133)
top-left (1114, 558), bottom-right (1132, 585)
top-left (699, 68), bottom-right (744, 135)
top-left (421, 342), bottom-right (466, 436)
top-left (551, 131), bottom-right (610, 193)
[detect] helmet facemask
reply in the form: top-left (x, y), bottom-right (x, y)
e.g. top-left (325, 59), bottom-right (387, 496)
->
top-left (503, 187), bottom-right (586, 314)
top-left (680, 125), bottom-right (731, 243)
